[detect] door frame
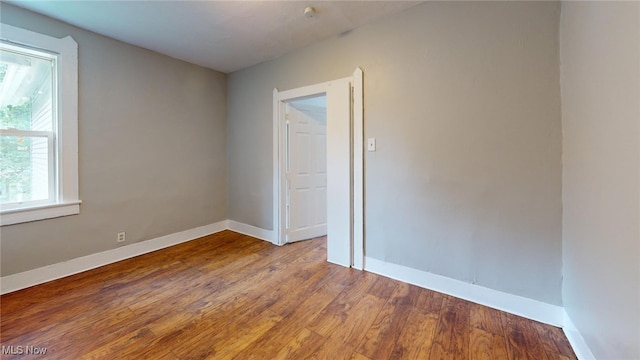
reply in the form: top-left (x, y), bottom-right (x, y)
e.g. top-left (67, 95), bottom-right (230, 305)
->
top-left (272, 68), bottom-right (364, 269)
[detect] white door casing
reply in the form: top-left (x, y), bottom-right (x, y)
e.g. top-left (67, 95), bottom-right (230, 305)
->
top-left (286, 100), bottom-right (327, 242)
top-left (273, 68), bottom-right (364, 269)
top-left (325, 78), bottom-right (352, 266)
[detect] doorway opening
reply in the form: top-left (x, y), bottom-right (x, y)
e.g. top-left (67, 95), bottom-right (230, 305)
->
top-left (272, 68), bottom-right (363, 269)
top-left (284, 95), bottom-right (328, 243)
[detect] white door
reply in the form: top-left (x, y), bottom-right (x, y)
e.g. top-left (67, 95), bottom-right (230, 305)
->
top-left (285, 97), bottom-right (327, 242)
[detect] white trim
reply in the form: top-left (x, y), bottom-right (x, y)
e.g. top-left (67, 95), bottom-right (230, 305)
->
top-left (352, 67), bottom-right (364, 270)
top-left (277, 81), bottom-right (333, 101)
top-left (563, 310), bottom-right (597, 360)
top-left (272, 88), bottom-right (283, 245)
top-left (0, 221), bottom-right (227, 294)
top-left (227, 220), bottom-right (275, 244)
top-left (364, 256), bottom-right (564, 326)
top-left (57, 35), bottom-right (79, 206)
top-left (0, 24), bottom-right (80, 226)
top-left (0, 129), bottom-right (52, 137)
top-left (0, 201), bottom-right (80, 226)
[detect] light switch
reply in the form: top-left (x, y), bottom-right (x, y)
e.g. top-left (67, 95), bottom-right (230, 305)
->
top-left (367, 138), bottom-right (376, 152)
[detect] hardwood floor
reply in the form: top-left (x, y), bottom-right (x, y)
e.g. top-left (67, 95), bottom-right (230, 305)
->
top-left (0, 230), bottom-right (576, 360)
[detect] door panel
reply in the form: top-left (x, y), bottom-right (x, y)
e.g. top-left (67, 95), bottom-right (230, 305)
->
top-left (326, 79), bottom-right (352, 266)
top-left (286, 99), bottom-right (327, 243)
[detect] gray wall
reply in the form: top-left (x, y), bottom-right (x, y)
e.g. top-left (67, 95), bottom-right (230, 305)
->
top-left (0, 4), bottom-right (228, 276)
top-left (228, 1), bottom-right (563, 305)
top-left (560, 2), bottom-right (640, 359)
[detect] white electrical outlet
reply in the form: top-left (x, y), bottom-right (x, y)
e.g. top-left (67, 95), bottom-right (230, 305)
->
top-left (117, 232), bottom-right (126, 243)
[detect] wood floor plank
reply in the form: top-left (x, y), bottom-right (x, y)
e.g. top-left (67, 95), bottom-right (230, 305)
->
top-left (470, 302), bottom-right (505, 336)
top-left (146, 244), bottom-right (330, 358)
top-left (366, 275), bottom-right (398, 300)
top-left (387, 282), bottom-right (423, 307)
top-left (80, 327), bottom-right (156, 360)
top-left (356, 301), bottom-right (413, 359)
top-left (470, 327), bottom-right (510, 360)
top-left (1, 288), bottom-right (142, 353)
top-left (428, 295), bottom-right (471, 359)
top-left (532, 321), bottom-right (578, 360)
top-left (309, 293), bottom-right (387, 349)
top-left (502, 312), bottom-right (550, 360)
top-left (271, 328), bottom-right (326, 360)
top-left (416, 288), bottom-right (447, 316)
top-left (19, 301), bottom-right (160, 359)
top-left (125, 268), bottom-right (225, 313)
top-left (390, 308), bottom-right (439, 359)
top-left (0, 232), bottom-right (577, 360)
top-left (350, 352), bottom-right (372, 360)
top-left (230, 279), bottom-right (346, 359)
top-left (145, 286), bottom-right (278, 355)
top-left (308, 336), bottom-right (360, 360)
top-left (549, 328), bottom-right (578, 360)
top-left (203, 311), bottom-right (283, 360)
top-left (257, 260), bottom-right (342, 318)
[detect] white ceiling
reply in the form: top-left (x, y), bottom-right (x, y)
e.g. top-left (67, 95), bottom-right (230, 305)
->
top-left (7, 1), bottom-right (423, 73)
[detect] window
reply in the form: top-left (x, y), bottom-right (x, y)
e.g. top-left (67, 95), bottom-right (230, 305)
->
top-left (0, 24), bottom-right (79, 226)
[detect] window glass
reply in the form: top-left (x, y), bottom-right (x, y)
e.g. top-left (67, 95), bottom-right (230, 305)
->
top-left (0, 47), bottom-right (54, 131)
top-left (0, 135), bottom-right (50, 204)
top-left (0, 44), bottom-right (55, 207)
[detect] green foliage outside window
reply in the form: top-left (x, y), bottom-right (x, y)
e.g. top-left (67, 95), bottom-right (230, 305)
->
top-left (0, 101), bottom-right (33, 203)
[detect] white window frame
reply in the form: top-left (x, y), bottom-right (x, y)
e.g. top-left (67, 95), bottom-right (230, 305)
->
top-left (0, 24), bottom-right (80, 226)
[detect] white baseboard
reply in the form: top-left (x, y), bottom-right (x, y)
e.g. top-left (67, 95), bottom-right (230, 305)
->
top-left (364, 256), bottom-right (564, 327)
top-left (0, 221), bottom-right (594, 360)
top-left (227, 220), bottom-right (275, 244)
top-left (563, 310), bottom-right (596, 360)
top-left (0, 221), bottom-right (228, 294)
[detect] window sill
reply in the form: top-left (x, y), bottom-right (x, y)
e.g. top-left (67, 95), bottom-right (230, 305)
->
top-left (0, 201), bottom-right (81, 226)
